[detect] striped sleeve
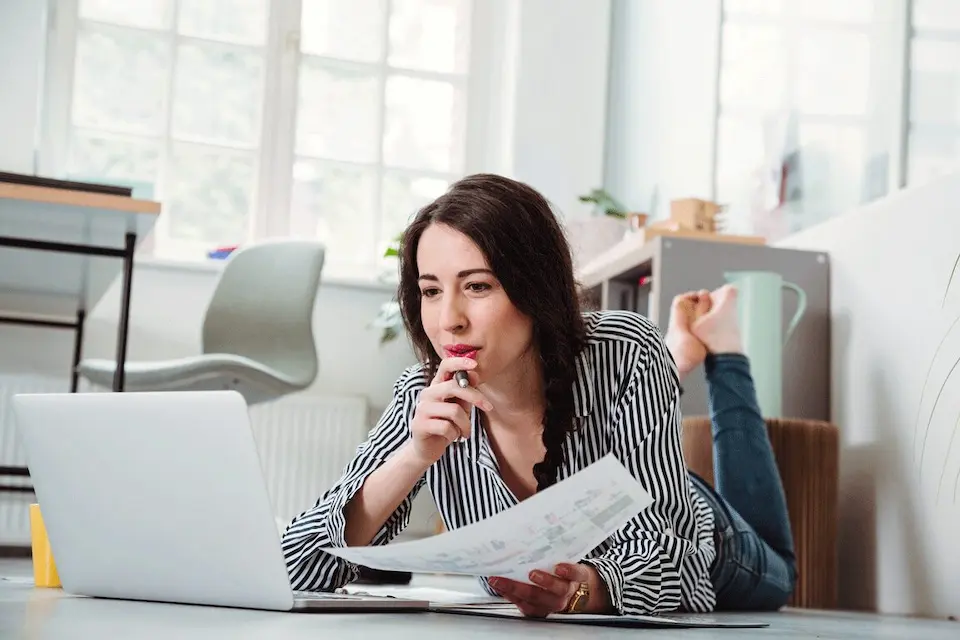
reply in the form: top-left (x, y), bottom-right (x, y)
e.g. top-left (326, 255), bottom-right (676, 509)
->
top-left (581, 332), bottom-right (710, 615)
top-left (280, 367), bottom-right (426, 592)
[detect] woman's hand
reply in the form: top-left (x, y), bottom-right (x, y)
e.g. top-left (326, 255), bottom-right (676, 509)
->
top-left (408, 357), bottom-right (493, 466)
top-left (488, 563), bottom-right (612, 618)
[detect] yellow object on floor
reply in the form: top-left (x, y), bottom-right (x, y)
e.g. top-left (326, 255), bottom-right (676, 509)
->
top-left (29, 504), bottom-right (60, 588)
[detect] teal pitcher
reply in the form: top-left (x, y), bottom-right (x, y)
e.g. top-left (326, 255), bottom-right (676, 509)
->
top-left (723, 271), bottom-right (807, 418)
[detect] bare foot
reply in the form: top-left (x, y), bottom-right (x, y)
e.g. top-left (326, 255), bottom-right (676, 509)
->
top-left (664, 290), bottom-right (711, 381)
top-left (691, 284), bottom-right (743, 354)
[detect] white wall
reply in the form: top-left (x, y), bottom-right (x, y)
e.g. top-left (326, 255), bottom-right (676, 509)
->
top-left (777, 173), bottom-right (960, 619)
top-left (506, 0), bottom-right (612, 220)
top-left (0, 0), bottom-right (46, 174)
top-left (604, 0), bottom-right (721, 217)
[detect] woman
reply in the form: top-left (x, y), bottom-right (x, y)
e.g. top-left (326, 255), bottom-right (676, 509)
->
top-left (281, 174), bottom-right (796, 616)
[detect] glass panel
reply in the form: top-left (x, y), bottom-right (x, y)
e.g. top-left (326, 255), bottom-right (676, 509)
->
top-left (719, 23), bottom-right (787, 110)
top-left (714, 115), bottom-right (767, 207)
top-left (907, 128), bottom-right (960, 186)
top-left (724, 0), bottom-right (784, 16)
top-left (794, 122), bottom-right (866, 220)
top-left (172, 41), bottom-right (265, 147)
top-left (79, 0), bottom-right (173, 30)
top-left (910, 40), bottom-right (960, 126)
top-left (388, 0), bottom-right (471, 74)
top-left (795, 30), bottom-right (871, 116)
top-left (383, 75), bottom-right (465, 172)
top-left (792, 0), bottom-right (875, 24)
top-left (725, 0), bottom-right (875, 22)
top-left (166, 142), bottom-right (256, 244)
top-left (380, 171), bottom-right (448, 246)
top-left (66, 130), bottom-right (161, 196)
top-left (296, 59), bottom-right (380, 162)
top-left (301, 0), bottom-right (385, 63)
top-left (913, 0), bottom-right (960, 30)
top-left (290, 160), bottom-right (377, 266)
top-left (72, 25), bottom-right (171, 135)
top-left (177, 0), bottom-right (268, 45)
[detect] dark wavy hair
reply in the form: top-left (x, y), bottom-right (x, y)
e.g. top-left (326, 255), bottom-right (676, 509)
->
top-left (397, 173), bottom-right (587, 491)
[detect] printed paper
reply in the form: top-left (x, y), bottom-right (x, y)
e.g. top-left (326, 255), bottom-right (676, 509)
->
top-left (321, 454), bottom-right (652, 582)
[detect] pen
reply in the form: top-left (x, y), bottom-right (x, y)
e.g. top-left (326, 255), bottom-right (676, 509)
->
top-left (454, 370), bottom-right (470, 389)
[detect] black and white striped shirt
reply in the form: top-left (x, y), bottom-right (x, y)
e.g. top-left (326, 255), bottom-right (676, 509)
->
top-left (281, 310), bottom-right (718, 614)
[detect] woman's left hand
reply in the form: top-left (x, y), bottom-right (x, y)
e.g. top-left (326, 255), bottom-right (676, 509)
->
top-left (488, 562), bottom-right (608, 618)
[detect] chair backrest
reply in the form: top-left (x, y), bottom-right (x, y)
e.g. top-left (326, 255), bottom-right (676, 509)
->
top-left (201, 239), bottom-right (325, 387)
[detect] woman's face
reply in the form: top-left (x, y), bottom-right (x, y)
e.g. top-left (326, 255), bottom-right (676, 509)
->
top-left (416, 222), bottom-right (536, 383)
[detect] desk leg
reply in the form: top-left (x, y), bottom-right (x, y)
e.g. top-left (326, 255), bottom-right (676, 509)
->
top-left (70, 309), bottom-right (86, 392)
top-left (113, 232), bottom-right (136, 392)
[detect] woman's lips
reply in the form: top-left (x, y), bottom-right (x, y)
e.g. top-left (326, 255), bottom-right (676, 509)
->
top-left (444, 345), bottom-right (479, 359)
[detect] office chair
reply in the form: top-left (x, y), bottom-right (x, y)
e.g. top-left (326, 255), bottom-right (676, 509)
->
top-left (77, 239), bottom-right (325, 405)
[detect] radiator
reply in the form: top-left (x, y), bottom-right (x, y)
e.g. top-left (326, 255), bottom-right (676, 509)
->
top-left (0, 374), bottom-right (371, 545)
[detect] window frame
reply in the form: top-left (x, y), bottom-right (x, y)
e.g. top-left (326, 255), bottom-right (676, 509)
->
top-left (710, 0), bottom-right (916, 214)
top-left (38, 0), bottom-right (506, 280)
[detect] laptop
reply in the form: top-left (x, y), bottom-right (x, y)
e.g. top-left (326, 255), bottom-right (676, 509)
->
top-left (11, 390), bottom-right (428, 613)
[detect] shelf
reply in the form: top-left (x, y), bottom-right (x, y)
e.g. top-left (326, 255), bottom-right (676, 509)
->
top-left (576, 229), bottom-right (764, 290)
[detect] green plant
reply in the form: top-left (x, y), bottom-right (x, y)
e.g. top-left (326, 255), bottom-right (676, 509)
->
top-left (578, 187), bottom-right (628, 218)
top-left (373, 232), bottom-right (405, 344)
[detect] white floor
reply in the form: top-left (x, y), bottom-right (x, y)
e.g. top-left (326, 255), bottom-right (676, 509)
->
top-left (3, 558), bottom-right (959, 639)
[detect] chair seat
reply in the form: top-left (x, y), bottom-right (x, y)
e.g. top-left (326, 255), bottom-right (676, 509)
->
top-left (77, 353), bottom-right (310, 397)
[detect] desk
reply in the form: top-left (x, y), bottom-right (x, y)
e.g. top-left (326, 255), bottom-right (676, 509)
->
top-left (1, 573), bottom-right (958, 640)
top-left (0, 183), bottom-right (160, 494)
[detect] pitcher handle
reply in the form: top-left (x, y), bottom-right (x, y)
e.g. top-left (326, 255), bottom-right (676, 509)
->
top-left (782, 282), bottom-right (807, 343)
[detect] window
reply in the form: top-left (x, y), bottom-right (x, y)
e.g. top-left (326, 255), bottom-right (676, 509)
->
top-left (42, 0), bottom-right (479, 279)
top-left (714, 0), bottom-right (899, 237)
top-left (907, 0), bottom-right (960, 186)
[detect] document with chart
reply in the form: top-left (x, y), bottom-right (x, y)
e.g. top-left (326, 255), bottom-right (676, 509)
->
top-left (320, 454), bottom-right (653, 582)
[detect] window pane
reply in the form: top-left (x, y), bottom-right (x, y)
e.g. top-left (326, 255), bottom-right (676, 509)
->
top-left (913, 0), bottom-right (960, 30)
top-left (910, 40), bottom-right (960, 126)
top-left (177, 0), bottom-right (268, 45)
top-left (794, 122), bottom-right (866, 219)
top-left (724, 0), bottom-right (784, 16)
top-left (296, 59), bottom-right (380, 162)
top-left (166, 143), bottom-right (256, 244)
top-left (714, 115), bottom-right (766, 206)
top-left (793, 0), bottom-right (875, 24)
top-left (725, 0), bottom-right (876, 22)
top-left (72, 25), bottom-right (171, 135)
top-left (719, 23), bottom-right (787, 111)
top-left (66, 130), bottom-right (161, 196)
top-left (301, 0), bottom-right (385, 63)
top-left (79, 0), bottom-right (173, 30)
top-left (173, 41), bottom-right (264, 147)
top-left (907, 129), bottom-right (960, 186)
top-left (290, 160), bottom-right (377, 266)
top-left (383, 75), bottom-right (465, 172)
top-left (389, 0), bottom-right (471, 74)
top-left (795, 30), bottom-right (871, 116)
top-left (380, 172), bottom-right (448, 246)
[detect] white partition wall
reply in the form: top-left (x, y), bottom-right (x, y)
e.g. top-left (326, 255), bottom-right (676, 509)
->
top-left (776, 173), bottom-right (960, 619)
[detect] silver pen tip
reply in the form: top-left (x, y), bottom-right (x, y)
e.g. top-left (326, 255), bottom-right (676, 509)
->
top-left (454, 371), bottom-right (469, 388)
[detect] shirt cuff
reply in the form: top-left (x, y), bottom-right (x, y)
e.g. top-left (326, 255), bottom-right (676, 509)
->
top-left (580, 557), bottom-right (625, 615)
top-left (324, 474), bottom-right (366, 546)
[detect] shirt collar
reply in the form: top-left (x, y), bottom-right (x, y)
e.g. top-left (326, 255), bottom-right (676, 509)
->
top-left (461, 347), bottom-right (594, 470)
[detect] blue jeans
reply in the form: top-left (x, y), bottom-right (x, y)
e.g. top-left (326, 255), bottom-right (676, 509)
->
top-left (690, 354), bottom-right (798, 611)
